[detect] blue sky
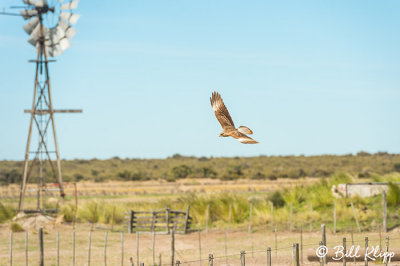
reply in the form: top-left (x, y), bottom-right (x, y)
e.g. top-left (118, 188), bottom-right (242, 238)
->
top-left (0, 0), bottom-right (399, 159)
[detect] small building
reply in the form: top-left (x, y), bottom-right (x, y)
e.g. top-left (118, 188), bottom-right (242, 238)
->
top-left (332, 182), bottom-right (399, 198)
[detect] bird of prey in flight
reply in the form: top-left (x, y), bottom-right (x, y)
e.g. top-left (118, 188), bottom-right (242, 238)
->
top-left (210, 91), bottom-right (259, 144)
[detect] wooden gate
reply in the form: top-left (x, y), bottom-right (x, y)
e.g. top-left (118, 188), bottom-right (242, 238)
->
top-left (127, 206), bottom-right (192, 234)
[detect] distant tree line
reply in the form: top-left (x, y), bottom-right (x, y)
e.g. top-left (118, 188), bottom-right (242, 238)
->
top-left (1, 152), bottom-right (400, 185)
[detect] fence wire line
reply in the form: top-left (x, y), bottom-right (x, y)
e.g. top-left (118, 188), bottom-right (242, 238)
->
top-left (5, 230), bottom-right (400, 265)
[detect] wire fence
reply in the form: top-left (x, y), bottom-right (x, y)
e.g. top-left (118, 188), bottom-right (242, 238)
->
top-left (1, 225), bottom-right (400, 266)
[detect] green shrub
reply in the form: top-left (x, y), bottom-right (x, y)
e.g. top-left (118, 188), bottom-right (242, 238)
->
top-left (101, 204), bottom-right (124, 224)
top-left (393, 163), bottom-right (400, 172)
top-left (10, 222), bottom-right (24, 232)
top-left (0, 203), bottom-right (14, 223)
top-left (251, 172), bottom-right (266, 180)
top-left (61, 204), bottom-right (76, 223)
top-left (387, 182), bottom-right (400, 206)
top-left (200, 167), bottom-right (217, 178)
top-left (79, 201), bottom-right (99, 224)
top-left (171, 165), bottom-right (192, 178)
top-left (268, 191), bottom-right (285, 208)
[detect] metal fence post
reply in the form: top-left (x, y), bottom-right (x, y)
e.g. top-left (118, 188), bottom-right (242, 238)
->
top-left (364, 237), bottom-right (368, 266)
top-left (39, 228), bottom-right (44, 266)
top-left (171, 229), bottom-right (175, 266)
top-left (383, 191), bottom-right (387, 233)
top-left (343, 237), bottom-right (346, 266)
top-left (25, 231), bottom-right (28, 266)
top-left (385, 236), bottom-right (389, 266)
top-left (9, 231), bottom-right (13, 266)
top-left (267, 247), bottom-right (271, 266)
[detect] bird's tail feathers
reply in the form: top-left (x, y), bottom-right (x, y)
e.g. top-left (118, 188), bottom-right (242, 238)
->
top-left (237, 126), bottom-right (253, 135)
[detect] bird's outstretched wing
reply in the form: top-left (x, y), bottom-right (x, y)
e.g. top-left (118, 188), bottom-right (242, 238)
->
top-left (230, 131), bottom-right (259, 144)
top-left (210, 92), bottom-right (235, 129)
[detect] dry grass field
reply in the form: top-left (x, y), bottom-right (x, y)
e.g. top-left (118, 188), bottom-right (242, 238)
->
top-left (1, 222), bottom-right (400, 266)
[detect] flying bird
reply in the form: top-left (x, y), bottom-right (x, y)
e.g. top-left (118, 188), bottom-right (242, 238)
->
top-left (210, 91), bottom-right (259, 144)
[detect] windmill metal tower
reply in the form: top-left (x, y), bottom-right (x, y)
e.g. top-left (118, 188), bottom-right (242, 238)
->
top-left (3, 0), bottom-right (82, 212)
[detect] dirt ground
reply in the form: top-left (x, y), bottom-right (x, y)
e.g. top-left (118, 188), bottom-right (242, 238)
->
top-left (1, 221), bottom-right (400, 266)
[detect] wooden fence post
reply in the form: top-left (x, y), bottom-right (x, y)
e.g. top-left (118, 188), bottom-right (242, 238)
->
top-left (271, 202), bottom-right (274, 232)
top-left (208, 254), bottom-right (214, 266)
top-left (206, 204), bottom-right (210, 234)
top-left (321, 224), bottom-right (327, 264)
top-left (9, 231), bottom-right (13, 266)
top-left (39, 228), bottom-right (44, 266)
top-left (121, 232), bottom-right (124, 266)
top-left (129, 210), bottom-right (134, 234)
top-left (333, 201), bottom-right (336, 234)
top-left (248, 202), bottom-right (253, 234)
top-left (72, 231), bottom-right (75, 266)
top-left (171, 229), bottom-right (175, 266)
top-left (274, 227), bottom-right (277, 258)
top-left (228, 203), bottom-right (232, 231)
top-left (383, 191), bottom-right (387, 233)
top-left (136, 232), bottom-right (139, 266)
top-left (198, 229), bottom-right (202, 265)
top-left (290, 202), bottom-right (293, 232)
top-left (184, 205), bottom-right (190, 234)
top-left (300, 227), bottom-right (303, 264)
top-left (159, 253), bottom-right (162, 266)
top-left (104, 232), bottom-right (108, 266)
top-left (224, 228), bottom-right (228, 265)
top-left (56, 232), bottom-right (60, 266)
top-left (319, 241), bottom-right (323, 266)
top-left (240, 251), bottom-right (246, 266)
top-left (365, 237), bottom-right (368, 266)
top-left (88, 231), bottom-right (92, 266)
top-left (310, 203), bottom-right (313, 232)
top-left (343, 237), bottom-right (346, 266)
top-left (350, 202), bottom-right (361, 233)
top-left (249, 202), bottom-right (253, 257)
top-left (25, 231), bottom-right (28, 266)
top-left (166, 208), bottom-right (170, 234)
top-left (267, 247), bottom-right (271, 266)
top-left (152, 231), bottom-right (156, 266)
top-left (292, 243), bottom-right (299, 266)
top-left (351, 226), bottom-right (355, 264)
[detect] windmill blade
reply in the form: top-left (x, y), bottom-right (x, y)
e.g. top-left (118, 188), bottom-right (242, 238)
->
top-left (48, 26), bottom-right (66, 43)
top-left (23, 0), bottom-right (47, 7)
top-left (47, 44), bottom-right (64, 57)
top-left (59, 37), bottom-right (71, 50)
top-left (60, 0), bottom-right (79, 10)
top-left (58, 18), bottom-right (77, 39)
top-left (23, 17), bottom-right (39, 34)
top-left (27, 23), bottom-right (41, 46)
top-left (60, 12), bottom-right (80, 25)
top-left (20, 9), bottom-right (38, 20)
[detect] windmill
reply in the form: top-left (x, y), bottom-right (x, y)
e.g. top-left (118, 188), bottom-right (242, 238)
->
top-left (2, 0), bottom-right (82, 213)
